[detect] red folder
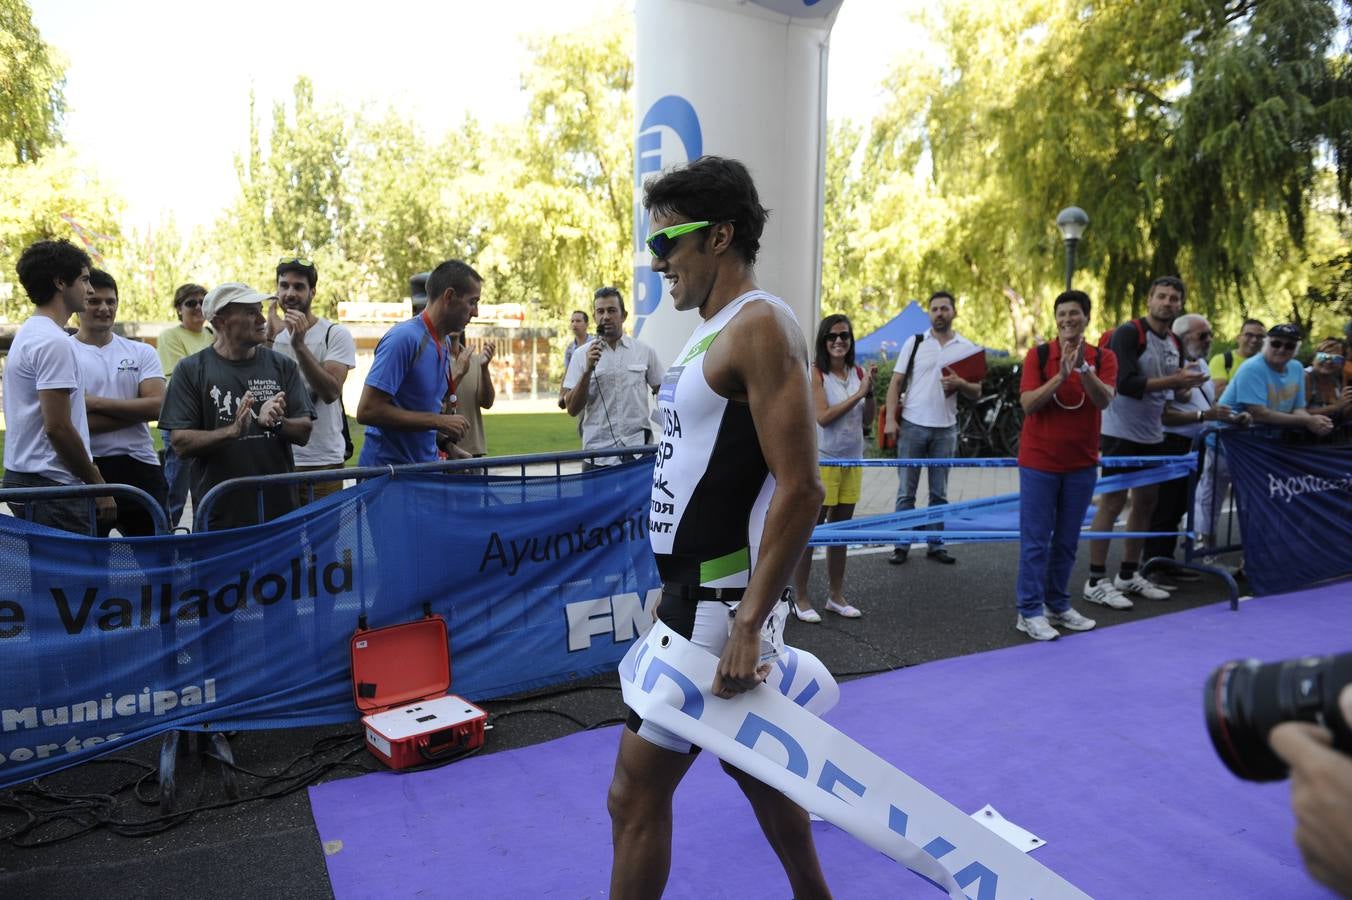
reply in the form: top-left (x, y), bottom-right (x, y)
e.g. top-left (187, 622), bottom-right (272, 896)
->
top-left (943, 349), bottom-right (988, 384)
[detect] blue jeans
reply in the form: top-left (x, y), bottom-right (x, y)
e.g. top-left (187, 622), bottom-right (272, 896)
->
top-left (1016, 465), bottom-right (1097, 619)
top-left (161, 430), bottom-right (191, 529)
top-left (893, 421), bottom-right (957, 550)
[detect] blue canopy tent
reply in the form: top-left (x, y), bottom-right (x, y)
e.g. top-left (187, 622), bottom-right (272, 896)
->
top-left (853, 302), bottom-right (931, 362)
top-left (853, 301), bottom-right (1012, 361)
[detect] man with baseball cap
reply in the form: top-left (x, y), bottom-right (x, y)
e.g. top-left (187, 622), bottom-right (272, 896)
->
top-left (1216, 323), bottom-right (1334, 437)
top-left (158, 283), bottom-right (314, 530)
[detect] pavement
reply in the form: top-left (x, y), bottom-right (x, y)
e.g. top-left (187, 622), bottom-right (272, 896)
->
top-left (0, 463), bottom-right (1243, 900)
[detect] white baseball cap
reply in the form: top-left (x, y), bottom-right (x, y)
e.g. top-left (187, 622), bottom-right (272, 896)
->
top-left (202, 282), bottom-right (269, 319)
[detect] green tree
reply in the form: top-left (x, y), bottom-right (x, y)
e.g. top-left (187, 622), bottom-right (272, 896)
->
top-left (837, 0), bottom-right (1352, 352)
top-left (0, 0), bottom-right (65, 163)
top-left (0, 149), bottom-right (122, 321)
top-left (478, 10), bottom-right (634, 317)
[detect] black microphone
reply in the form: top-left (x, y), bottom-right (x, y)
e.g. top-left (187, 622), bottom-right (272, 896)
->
top-left (596, 323), bottom-right (608, 341)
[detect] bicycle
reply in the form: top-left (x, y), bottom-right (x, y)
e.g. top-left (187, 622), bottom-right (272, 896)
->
top-left (956, 366), bottom-right (1024, 457)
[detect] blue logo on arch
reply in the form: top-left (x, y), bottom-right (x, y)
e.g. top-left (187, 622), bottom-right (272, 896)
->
top-left (633, 95), bottom-right (703, 327)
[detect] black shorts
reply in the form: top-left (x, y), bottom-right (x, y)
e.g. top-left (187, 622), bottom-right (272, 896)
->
top-left (623, 584), bottom-right (744, 754)
top-left (1100, 435), bottom-right (1167, 479)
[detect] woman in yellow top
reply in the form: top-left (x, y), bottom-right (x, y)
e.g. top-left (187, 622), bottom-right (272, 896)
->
top-left (156, 283), bottom-right (213, 528)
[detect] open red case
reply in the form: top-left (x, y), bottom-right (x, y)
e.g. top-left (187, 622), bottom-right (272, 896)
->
top-left (350, 611), bottom-right (487, 770)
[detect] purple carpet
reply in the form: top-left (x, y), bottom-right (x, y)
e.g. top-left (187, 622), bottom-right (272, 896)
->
top-left (309, 585), bottom-right (1349, 898)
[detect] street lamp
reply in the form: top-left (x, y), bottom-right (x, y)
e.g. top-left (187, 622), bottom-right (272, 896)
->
top-left (1055, 206), bottom-right (1089, 290)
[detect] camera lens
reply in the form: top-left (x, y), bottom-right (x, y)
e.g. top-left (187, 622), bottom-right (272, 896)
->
top-left (1204, 652), bottom-right (1352, 782)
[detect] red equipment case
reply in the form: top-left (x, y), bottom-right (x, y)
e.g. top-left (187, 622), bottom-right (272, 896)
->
top-left (350, 612), bottom-right (486, 770)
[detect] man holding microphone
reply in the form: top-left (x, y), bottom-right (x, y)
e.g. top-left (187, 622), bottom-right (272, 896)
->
top-left (562, 287), bottom-right (664, 467)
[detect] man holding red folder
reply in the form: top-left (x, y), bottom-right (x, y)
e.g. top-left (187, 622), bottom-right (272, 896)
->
top-left (883, 291), bottom-right (985, 564)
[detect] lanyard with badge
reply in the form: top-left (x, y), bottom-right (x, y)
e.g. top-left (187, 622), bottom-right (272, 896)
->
top-left (420, 310), bottom-right (457, 410)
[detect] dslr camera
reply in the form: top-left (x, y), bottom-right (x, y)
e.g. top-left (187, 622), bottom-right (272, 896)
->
top-left (1205, 652), bottom-right (1352, 781)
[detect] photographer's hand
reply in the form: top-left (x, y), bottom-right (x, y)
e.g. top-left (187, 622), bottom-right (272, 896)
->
top-left (1270, 685), bottom-right (1352, 898)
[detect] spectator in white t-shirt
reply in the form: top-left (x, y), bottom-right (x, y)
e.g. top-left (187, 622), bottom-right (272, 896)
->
top-left (266, 256), bottom-right (356, 503)
top-left (882, 291), bottom-right (983, 564)
top-left (72, 269), bottom-right (169, 535)
top-left (2, 240), bottom-right (115, 533)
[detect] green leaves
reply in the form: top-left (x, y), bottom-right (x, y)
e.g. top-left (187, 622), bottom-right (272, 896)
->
top-left (0, 0), bottom-right (64, 164)
top-left (824, 0), bottom-right (1352, 351)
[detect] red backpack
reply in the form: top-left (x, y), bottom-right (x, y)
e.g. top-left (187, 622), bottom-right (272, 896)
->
top-left (1098, 317), bottom-right (1181, 358)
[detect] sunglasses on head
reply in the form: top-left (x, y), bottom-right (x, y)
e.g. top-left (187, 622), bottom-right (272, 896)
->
top-left (1315, 352), bottom-right (1346, 366)
top-left (646, 221), bottom-right (712, 259)
top-left (278, 255), bottom-right (314, 268)
top-left (1269, 339), bottom-right (1297, 351)
top-left (826, 332), bottom-right (852, 344)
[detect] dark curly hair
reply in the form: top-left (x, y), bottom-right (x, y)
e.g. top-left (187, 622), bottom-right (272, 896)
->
top-left (16, 239), bottom-right (91, 306)
top-left (643, 156), bottom-right (769, 265)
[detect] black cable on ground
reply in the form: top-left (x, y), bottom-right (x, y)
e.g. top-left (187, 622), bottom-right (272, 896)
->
top-left (0, 731), bottom-right (375, 848)
top-left (490, 709), bottom-right (626, 731)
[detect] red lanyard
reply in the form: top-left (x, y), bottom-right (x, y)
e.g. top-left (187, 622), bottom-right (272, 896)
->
top-left (421, 310), bottom-right (455, 398)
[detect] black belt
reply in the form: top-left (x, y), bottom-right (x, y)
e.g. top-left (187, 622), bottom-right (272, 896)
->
top-left (666, 584), bottom-right (746, 602)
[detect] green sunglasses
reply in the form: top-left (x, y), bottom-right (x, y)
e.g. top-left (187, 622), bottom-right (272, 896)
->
top-left (278, 255), bottom-right (314, 268)
top-left (646, 221), bottom-right (712, 259)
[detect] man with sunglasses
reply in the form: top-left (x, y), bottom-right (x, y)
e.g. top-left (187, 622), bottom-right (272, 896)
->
top-left (1217, 323), bottom-right (1334, 438)
top-left (607, 157), bottom-right (831, 899)
top-left (1208, 318), bottom-right (1266, 394)
top-left (267, 257), bottom-right (356, 502)
top-left (562, 287), bottom-right (663, 467)
top-left (157, 282), bottom-right (213, 527)
top-left (1148, 314), bottom-right (1244, 575)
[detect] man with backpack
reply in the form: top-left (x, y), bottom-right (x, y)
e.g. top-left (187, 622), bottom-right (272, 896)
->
top-left (882, 291), bottom-right (983, 565)
top-left (268, 257), bottom-right (357, 502)
top-left (1083, 276), bottom-right (1209, 609)
top-left (1208, 318), bottom-right (1266, 394)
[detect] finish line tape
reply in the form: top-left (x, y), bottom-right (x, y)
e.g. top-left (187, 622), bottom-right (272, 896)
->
top-left (619, 622), bottom-right (1089, 899)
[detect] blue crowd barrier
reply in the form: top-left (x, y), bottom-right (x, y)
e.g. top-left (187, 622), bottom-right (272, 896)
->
top-left (0, 448), bottom-right (659, 790)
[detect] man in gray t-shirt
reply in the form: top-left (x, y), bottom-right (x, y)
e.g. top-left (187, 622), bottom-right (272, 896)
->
top-left (1083, 277), bottom-right (1209, 610)
top-left (159, 284), bottom-right (314, 531)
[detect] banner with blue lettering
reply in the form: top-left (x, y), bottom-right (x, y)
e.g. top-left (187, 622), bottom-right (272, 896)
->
top-left (0, 462), bottom-right (660, 788)
top-left (1220, 431), bottom-right (1352, 596)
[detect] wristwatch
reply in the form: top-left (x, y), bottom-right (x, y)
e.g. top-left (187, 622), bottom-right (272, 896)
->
top-left (1075, 362), bottom-right (1091, 374)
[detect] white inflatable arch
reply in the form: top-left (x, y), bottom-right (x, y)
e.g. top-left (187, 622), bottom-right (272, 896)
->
top-left (631, 0), bottom-right (847, 365)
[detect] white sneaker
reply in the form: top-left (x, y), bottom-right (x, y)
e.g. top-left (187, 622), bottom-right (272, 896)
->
top-left (1046, 606), bottom-right (1097, 631)
top-left (1083, 578), bottom-right (1133, 609)
top-left (1016, 615), bottom-right (1060, 641)
top-left (1114, 572), bottom-right (1171, 601)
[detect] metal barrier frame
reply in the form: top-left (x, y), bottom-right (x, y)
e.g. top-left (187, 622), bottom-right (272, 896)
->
top-left (818, 453), bottom-right (1242, 607)
top-left (0, 482), bottom-right (170, 536)
top-left (192, 445), bottom-right (658, 532)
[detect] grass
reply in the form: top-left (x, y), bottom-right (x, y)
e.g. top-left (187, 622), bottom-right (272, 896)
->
top-left (0, 412), bottom-right (583, 477)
